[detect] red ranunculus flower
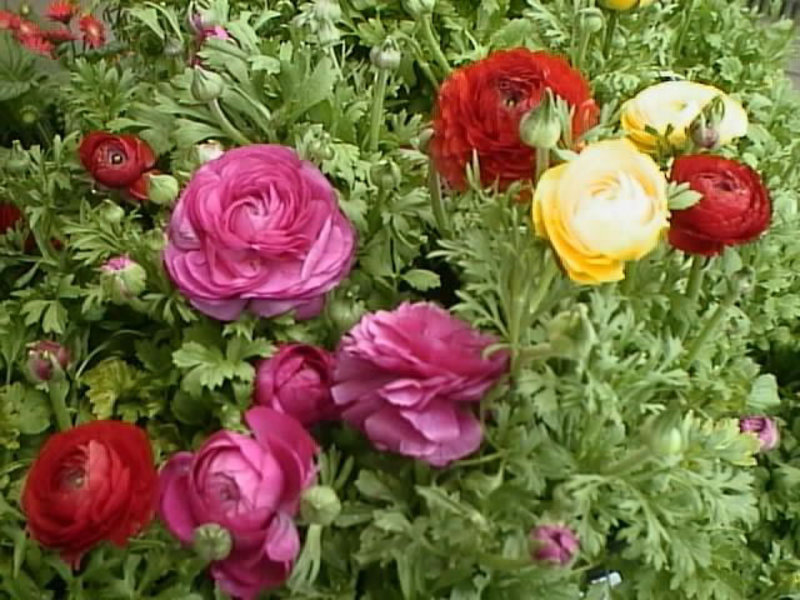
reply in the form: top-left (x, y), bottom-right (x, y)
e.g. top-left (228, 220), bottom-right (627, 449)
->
top-left (22, 420), bottom-right (158, 566)
top-left (669, 155), bottom-right (771, 256)
top-left (46, 0), bottom-right (75, 24)
top-left (0, 203), bottom-right (23, 234)
top-left (79, 132), bottom-right (156, 198)
top-left (79, 14), bottom-right (105, 48)
top-left (431, 48), bottom-right (598, 191)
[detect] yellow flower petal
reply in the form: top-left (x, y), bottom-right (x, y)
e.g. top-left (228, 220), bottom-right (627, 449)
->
top-left (620, 81), bottom-right (748, 153)
top-left (531, 139), bottom-right (669, 285)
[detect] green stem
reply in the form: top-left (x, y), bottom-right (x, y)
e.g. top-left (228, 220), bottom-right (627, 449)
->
top-left (428, 158), bottom-right (450, 235)
top-left (576, 30), bottom-right (591, 70)
top-left (535, 146), bottom-right (550, 184)
top-left (368, 69), bottom-right (389, 153)
top-left (48, 380), bottom-right (71, 431)
top-left (684, 286), bottom-right (737, 366)
top-left (603, 11), bottom-right (619, 59)
top-left (208, 98), bottom-right (252, 146)
top-left (601, 447), bottom-right (651, 476)
top-left (529, 253), bottom-right (560, 317)
top-left (674, 0), bottom-right (697, 55)
top-left (685, 254), bottom-right (706, 305)
top-left (419, 16), bottom-right (451, 76)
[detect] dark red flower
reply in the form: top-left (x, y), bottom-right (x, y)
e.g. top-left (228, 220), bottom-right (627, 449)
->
top-left (669, 155), bottom-right (771, 256)
top-left (42, 27), bottom-right (77, 44)
top-left (46, 0), bottom-right (75, 24)
top-left (17, 35), bottom-right (55, 58)
top-left (431, 48), bottom-right (599, 190)
top-left (22, 420), bottom-right (158, 566)
top-left (26, 340), bottom-right (71, 382)
top-left (0, 10), bottom-right (20, 30)
top-left (15, 18), bottom-right (40, 39)
top-left (79, 132), bottom-right (156, 194)
top-left (0, 203), bottom-right (23, 234)
top-left (79, 14), bottom-right (104, 48)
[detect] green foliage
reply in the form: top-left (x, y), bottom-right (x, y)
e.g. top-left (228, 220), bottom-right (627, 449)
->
top-left (1, 0), bottom-right (800, 599)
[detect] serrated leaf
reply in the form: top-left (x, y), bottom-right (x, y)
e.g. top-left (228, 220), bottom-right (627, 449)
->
top-left (402, 269), bottom-right (441, 291)
top-left (82, 358), bottom-right (141, 419)
top-left (667, 182), bottom-right (702, 210)
top-left (16, 389), bottom-right (51, 435)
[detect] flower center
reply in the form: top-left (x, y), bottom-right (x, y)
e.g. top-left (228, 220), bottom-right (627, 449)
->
top-left (57, 445), bottom-right (90, 491)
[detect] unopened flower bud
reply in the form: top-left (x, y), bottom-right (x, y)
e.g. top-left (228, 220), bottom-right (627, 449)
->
top-left (417, 128), bottom-right (434, 154)
top-left (370, 39), bottom-right (401, 71)
top-left (370, 160), bottom-right (402, 191)
top-left (579, 8), bottom-right (605, 34)
top-left (147, 174), bottom-right (180, 205)
top-left (5, 140), bottom-right (30, 174)
top-left (644, 412), bottom-right (684, 459)
top-left (101, 255), bottom-right (147, 302)
top-left (326, 294), bottom-right (365, 332)
top-left (19, 3), bottom-right (31, 17)
top-left (740, 416), bottom-right (780, 452)
top-left (26, 341), bottom-right (70, 383)
top-left (98, 201), bottom-right (125, 225)
top-left (308, 135), bottom-right (334, 162)
top-left (300, 485), bottom-right (342, 526)
top-left (19, 106), bottom-right (38, 126)
top-left (192, 523), bottom-right (232, 562)
top-left (529, 524), bottom-right (579, 566)
top-left (519, 90), bottom-right (562, 149)
top-left (191, 67), bottom-right (224, 103)
top-left (403, 0), bottom-right (436, 17)
top-left (195, 141), bottom-right (225, 164)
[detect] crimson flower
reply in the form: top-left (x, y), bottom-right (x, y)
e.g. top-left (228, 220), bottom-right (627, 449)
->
top-left (79, 132), bottom-right (157, 200)
top-left (669, 155), bottom-right (771, 256)
top-left (0, 10), bottom-right (20, 30)
top-left (46, 0), bottom-right (75, 24)
top-left (432, 48), bottom-right (598, 190)
top-left (79, 14), bottom-right (105, 48)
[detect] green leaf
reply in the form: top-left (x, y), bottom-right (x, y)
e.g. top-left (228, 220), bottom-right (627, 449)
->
top-left (746, 374), bottom-right (780, 411)
top-left (402, 269), bottom-right (441, 291)
top-left (667, 182), bottom-right (702, 210)
top-left (16, 388), bottom-right (51, 435)
top-left (82, 359), bottom-right (141, 419)
top-left (0, 33), bottom-right (34, 102)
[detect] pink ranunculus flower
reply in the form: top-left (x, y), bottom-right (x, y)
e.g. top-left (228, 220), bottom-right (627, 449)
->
top-left (740, 416), bottom-right (780, 452)
top-left (158, 407), bottom-right (318, 600)
top-left (530, 524), bottom-right (579, 566)
top-left (254, 344), bottom-right (337, 426)
top-left (331, 302), bottom-right (509, 467)
top-left (164, 145), bottom-right (356, 321)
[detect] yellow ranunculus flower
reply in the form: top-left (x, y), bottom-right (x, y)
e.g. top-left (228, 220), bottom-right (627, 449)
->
top-left (532, 139), bottom-right (669, 284)
top-left (621, 81), bottom-right (748, 153)
top-left (599, 0), bottom-right (655, 10)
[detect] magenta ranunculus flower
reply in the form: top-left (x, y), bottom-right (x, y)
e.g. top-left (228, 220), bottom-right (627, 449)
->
top-left (740, 416), bottom-right (780, 452)
top-left (254, 344), bottom-right (337, 426)
top-left (164, 145), bottom-right (356, 321)
top-left (331, 302), bottom-right (509, 467)
top-left (530, 524), bottom-right (579, 566)
top-left (158, 407), bottom-right (318, 600)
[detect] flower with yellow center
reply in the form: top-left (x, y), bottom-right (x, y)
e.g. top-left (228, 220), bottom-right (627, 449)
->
top-left (532, 139), bottom-right (669, 284)
top-left (599, 0), bottom-right (655, 10)
top-left (621, 81), bottom-right (748, 153)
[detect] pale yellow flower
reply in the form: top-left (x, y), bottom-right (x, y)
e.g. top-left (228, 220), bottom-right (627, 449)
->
top-left (621, 81), bottom-right (748, 153)
top-left (599, 0), bottom-right (655, 10)
top-left (532, 139), bottom-right (669, 284)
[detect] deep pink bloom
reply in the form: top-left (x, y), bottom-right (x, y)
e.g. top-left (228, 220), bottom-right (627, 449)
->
top-left (530, 525), bottom-right (579, 565)
top-left (101, 255), bottom-right (135, 272)
top-left (254, 344), bottom-right (337, 426)
top-left (159, 407), bottom-right (317, 600)
top-left (740, 416), bottom-right (779, 452)
top-left (332, 302), bottom-right (509, 467)
top-left (79, 14), bottom-right (105, 48)
top-left (164, 145), bottom-right (356, 321)
top-left (27, 340), bottom-right (71, 382)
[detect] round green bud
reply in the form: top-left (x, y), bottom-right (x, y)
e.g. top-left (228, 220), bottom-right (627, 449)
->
top-left (370, 39), bottom-right (401, 71)
top-left (147, 174), bottom-right (180, 206)
top-left (403, 0), bottom-right (436, 17)
top-left (19, 106), bottom-right (38, 126)
top-left (191, 67), bottom-right (225, 103)
top-left (370, 160), bottom-right (402, 191)
top-left (192, 524), bottom-right (233, 562)
top-left (5, 140), bottom-right (30, 174)
top-left (313, 0), bottom-right (342, 22)
top-left (519, 92), bottom-right (562, 149)
top-left (580, 9), bottom-right (605, 34)
top-left (300, 485), bottom-right (342, 526)
top-left (98, 202), bottom-right (126, 225)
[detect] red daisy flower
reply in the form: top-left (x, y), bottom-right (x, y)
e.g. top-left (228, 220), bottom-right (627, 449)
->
top-left (41, 27), bottom-right (77, 44)
top-left (46, 0), bottom-right (75, 25)
top-left (78, 14), bottom-right (105, 48)
top-left (0, 10), bottom-right (20, 30)
top-left (18, 35), bottom-right (55, 58)
top-left (15, 19), bottom-right (41, 39)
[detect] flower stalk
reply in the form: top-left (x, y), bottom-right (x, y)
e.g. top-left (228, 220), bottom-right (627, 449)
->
top-left (48, 380), bottom-right (72, 431)
top-left (368, 69), bottom-right (389, 152)
top-left (602, 11), bottom-right (619, 58)
top-left (419, 15), bottom-right (451, 76)
top-left (209, 98), bottom-right (252, 146)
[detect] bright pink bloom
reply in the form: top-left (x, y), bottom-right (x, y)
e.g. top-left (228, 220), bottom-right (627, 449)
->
top-left (158, 408), bottom-right (317, 600)
top-left (332, 302), bottom-right (509, 467)
top-left (164, 145), bottom-right (356, 321)
top-left (255, 344), bottom-right (337, 426)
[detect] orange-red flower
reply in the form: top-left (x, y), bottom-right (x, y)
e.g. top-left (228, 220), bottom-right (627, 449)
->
top-left (79, 14), bottom-right (105, 48)
top-left (431, 48), bottom-right (598, 191)
top-left (46, 0), bottom-right (75, 24)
